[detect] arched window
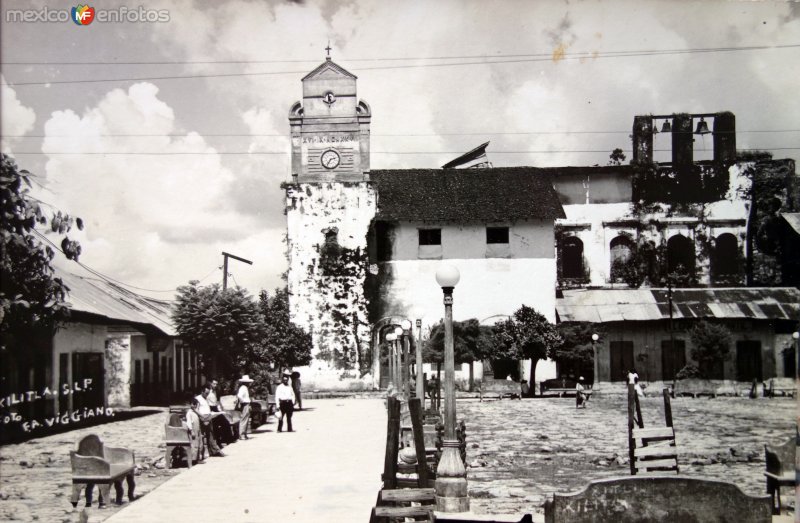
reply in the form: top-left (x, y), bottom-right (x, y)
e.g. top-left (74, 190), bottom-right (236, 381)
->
top-left (560, 236), bottom-right (584, 279)
top-left (610, 235), bottom-right (634, 278)
top-left (666, 234), bottom-right (695, 276)
top-left (712, 233), bottom-right (739, 278)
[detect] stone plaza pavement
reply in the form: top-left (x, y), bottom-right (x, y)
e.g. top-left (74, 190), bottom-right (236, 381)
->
top-left (104, 398), bottom-right (385, 523)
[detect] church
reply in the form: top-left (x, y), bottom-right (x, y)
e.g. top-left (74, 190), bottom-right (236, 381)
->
top-left (284, 56), bottom-right (565, 389)
top-left (284, 56), bottom-right (799, 391)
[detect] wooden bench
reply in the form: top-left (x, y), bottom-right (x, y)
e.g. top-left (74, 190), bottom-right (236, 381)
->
top-left (371, 488), bottom-right (435, 522)
top-left (69, 434), bottom-right (136, 508)
top-left (764, 437), bottom-right (796, 514)
top-left (540, 378), bottom-right (581, 397)
top-left (479, 380), bottom-right (522, 401)
top-left (543, 476), bottom-right (772, 522)
top-left (164, 413), bottom-right (198, 469)
top-left (249, 396), bottom-right (275, 427)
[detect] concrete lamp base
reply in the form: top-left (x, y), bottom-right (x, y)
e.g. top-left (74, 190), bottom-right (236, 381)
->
top-left (435, 443), bottom-right (469, 512)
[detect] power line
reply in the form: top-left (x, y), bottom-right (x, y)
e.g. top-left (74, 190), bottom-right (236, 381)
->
top-left (31, 228), bottom-right (181, 293)
top-left (8, 147), bottom-right (800, 156)
top-left (2, 44), bottom-right (798, 66)
top-left (4, 44), bottom-right (798, 87)
top-left (4, 129), bottom-right (798, 138)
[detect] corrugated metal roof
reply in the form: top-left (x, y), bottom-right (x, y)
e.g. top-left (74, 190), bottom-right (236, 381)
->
top-left (56, 266), bottom-right (176, 336)
top-left (557, 287), bottom-right (800, 323)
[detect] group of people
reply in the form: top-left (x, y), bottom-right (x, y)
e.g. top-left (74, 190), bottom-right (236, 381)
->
top-left (182, 370), bottom-right (303, 464)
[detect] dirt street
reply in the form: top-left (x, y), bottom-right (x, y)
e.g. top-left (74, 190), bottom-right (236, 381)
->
top-left (0, 410), bottom-right (179, 523)
top-left (0, 393), bottom-right (795, 522)
top-left (461, 392), bottom-right (796, 517)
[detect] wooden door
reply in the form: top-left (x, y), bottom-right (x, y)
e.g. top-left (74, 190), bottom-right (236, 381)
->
top-left (610, 341), bottom-right (634, 382)
top-left (736, 340), bottom-right (762, 382)
top-left (71, 352), bottom-right (105, 411)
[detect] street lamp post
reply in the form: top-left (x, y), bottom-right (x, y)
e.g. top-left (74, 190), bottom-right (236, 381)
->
top-left (793, 331), bottom-right (799, 383)
top-left (386, 332), bottom-right (397, 393)
top-left (434, 265), bottom-right (469, 512)
top-left (416, 319), bottom-right (424, 407)
top-left (591, 333), bottom-right (600, 389)
top-left (401, 320), bottom-right (412, 399)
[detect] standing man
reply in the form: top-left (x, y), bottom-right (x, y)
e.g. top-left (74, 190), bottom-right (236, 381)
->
top-left (237, 375), bottom-right (253, 440)
top-left (291, 370), bottom-right (303, 411)
top-left (195, 384), bottom-right (225, 457)
top-left (276, 371), bottom-right (296, 433)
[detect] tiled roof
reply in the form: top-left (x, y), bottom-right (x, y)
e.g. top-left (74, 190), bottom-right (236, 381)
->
top-left (56, 265), bottom-right (176, 336)
top-left (371, 167), bottom-right (566, 222)
top-left (557, 287), bottom-right (800, 323)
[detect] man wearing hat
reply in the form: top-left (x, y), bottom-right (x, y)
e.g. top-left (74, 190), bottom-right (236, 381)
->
top-left (275, 370), bottom-right (296, 432)
top-left (236, 375), bottom-right (254, 440)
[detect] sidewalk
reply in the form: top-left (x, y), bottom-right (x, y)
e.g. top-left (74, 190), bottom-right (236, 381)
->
top-left (105, 398), bottom-right (385, 523)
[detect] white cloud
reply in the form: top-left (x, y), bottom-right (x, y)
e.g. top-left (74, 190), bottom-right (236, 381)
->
top-left (1, 78), bottom-right (36, 154)
top-left (39, 82), bottom-right (285, 294)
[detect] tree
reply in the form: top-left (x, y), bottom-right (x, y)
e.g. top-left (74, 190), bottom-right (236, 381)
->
top-left (424, 318), bottom-right (493, 391)
top-left (608, 148), bottom-right (627, 166)
top-left (1, 154), bottom-right (83, 347)
top-left (688, 321), bottom-right (732, 379)
top-left (554, 322), bottom-right (598, 381)
top-left (172, 282), bottom-right (265, 389)
top-left (491, 306), bottom-right (562, 395)
top-left (256, 288), bottom-right (312, 379)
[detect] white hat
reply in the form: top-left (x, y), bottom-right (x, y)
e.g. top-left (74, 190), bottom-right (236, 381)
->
top-left (238, 374), bottom-right (254, 383)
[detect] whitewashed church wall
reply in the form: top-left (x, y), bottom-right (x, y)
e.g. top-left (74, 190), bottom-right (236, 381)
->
top-left (377, 257), bottom-right (557, 329)
top-left (285, 182), bottom-right (377, 388)
top-left (388, 220), bottom-right (555, 261)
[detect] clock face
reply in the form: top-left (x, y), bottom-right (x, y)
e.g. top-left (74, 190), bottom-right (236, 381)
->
top-left (320, 149), bottom-right (341, 169)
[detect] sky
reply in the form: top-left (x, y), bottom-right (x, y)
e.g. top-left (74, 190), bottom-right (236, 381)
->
top-left (1, 0), bottom-right (798, 301)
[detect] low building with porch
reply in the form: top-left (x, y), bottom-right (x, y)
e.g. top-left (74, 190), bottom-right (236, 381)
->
top-left (556, 287), bottom-right (800, 386)
top-left (0, 263), bottom-right (188, 442)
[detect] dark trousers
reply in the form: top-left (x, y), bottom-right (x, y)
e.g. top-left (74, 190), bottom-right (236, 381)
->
top-left (200, 419), bottom-right (222, 454)
top-left (278, 400), bottom-right (294, 432)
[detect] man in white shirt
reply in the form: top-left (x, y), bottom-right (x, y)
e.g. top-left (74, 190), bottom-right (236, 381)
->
top-left (236, 375), bottom-right (253, 439)
top-left (275, 371), bottom-right (296, 433)
top-left (195, 384), bottom-right (225, 457)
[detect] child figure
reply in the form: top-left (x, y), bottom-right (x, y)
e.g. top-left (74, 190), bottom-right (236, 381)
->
top-left (185, 398), bottom-right (205, 463)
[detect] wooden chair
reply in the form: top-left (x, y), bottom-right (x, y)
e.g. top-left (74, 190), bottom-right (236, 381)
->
top-left (627, 385), bottom-right (679, 475)
top-left (164, 413), bottom-right (196, 469)
top-left (764, 437), bottom-right (796, 514)
top-left (69, 434), bottom-right (136, 508)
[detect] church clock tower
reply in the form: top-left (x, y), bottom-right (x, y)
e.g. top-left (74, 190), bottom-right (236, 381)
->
top-left (284, 53), bottom-right (377, 388)
top-left (289, 55), bottom-right (372, 181)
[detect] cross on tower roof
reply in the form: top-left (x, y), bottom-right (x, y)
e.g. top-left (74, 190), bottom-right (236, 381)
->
top-left (325, 41), bottom-right (332, 61)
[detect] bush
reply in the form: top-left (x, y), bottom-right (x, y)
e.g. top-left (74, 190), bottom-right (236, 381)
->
top-left (675, 364), bottom-right (701, 380)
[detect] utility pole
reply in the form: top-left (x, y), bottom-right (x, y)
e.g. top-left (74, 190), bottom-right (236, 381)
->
top-left (222, 251), bottom-right (253, 290)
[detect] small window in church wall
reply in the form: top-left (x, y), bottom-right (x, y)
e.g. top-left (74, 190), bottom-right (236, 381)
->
top-left (486, 227), bottom-right (509, 244)
top-left (418, 229), bottom-right (441, 246)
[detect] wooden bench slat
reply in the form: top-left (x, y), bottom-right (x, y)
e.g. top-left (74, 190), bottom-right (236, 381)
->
top-left (380, 488), bottom-right (435, 502)
top-left (374, 505), bottom-right (433, 517)
top-left (395, 477), bottom-right (435, 489)
top-left (635, 445), bottom-right (678, 458)
top-left (632, 426), bottom-right (674, 439)
top-left (635, 458), bottom-right (678, 470)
